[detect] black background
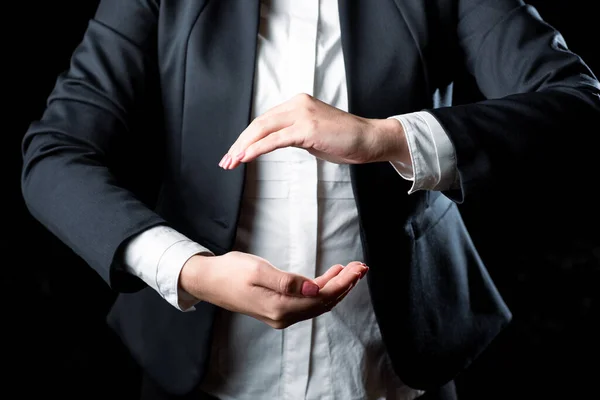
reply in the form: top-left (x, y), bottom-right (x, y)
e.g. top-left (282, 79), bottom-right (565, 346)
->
top-left (3, 1), bottom-right (599, 399)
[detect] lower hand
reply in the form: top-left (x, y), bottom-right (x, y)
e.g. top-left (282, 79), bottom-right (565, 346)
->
top-left (179, 251), bottom-right (368, 329)
top-left (218, 93), bottom-right (409, 169)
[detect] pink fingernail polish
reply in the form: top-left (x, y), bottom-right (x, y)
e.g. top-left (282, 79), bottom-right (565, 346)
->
top-left (301, 281), bottom-right (319, 296)
top-left (224, 154), bottom-right (233, 169)
top-left (218, 154), bottom-right (227, 167)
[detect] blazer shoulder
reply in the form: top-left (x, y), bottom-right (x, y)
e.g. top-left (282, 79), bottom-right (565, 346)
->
top-left (91, 0), bottom-right (210, 49)
top-left (156, 0), bottom-right (210, 26)
top-left (93, 0), bottom-right (160, 48)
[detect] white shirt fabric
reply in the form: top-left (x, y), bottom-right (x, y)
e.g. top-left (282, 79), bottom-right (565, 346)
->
top-left (124, 1), bottom-right (457, 399)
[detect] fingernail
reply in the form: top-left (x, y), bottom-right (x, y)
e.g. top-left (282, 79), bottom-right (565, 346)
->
top-left (301, 281), bottom-right (319, 296)
top-left (218, 154), bottom-right (227, 168)
top-left (224, 154), bottom-right (233, 169)
top-left (360, 267), bottom-right (369, 279)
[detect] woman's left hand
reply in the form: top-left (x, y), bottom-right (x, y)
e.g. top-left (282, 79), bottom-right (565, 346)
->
top-left (219, 93), bottom-right (409, 169)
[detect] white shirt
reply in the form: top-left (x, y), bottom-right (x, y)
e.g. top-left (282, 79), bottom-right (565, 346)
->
top-left (124, 1), bottom-right (456, 399)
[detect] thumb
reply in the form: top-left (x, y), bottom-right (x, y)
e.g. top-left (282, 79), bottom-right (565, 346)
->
top-left (255, 264), bottom-right (320, 297)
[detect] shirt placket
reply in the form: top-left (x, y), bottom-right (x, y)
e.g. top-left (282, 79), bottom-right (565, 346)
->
top-left (281, 1), bottom-right (319, 399)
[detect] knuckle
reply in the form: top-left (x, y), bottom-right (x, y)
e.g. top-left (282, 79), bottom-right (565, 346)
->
top-left (247, 261), bottom-right (263, 283)
top-left (295, 93), bottom-right (313, 104)
top-left (295, 92), bottom-right (310, 100)
top-left (253, 117), bottom-right (266, 130)
top-left (270, 131), bottom-right (283, 146)
top-left (298, 108), bottom-right (316, 124)
top-left (278, 275), bottom-right (296, 295)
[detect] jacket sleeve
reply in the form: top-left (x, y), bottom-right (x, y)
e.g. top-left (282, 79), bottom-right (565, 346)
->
top-left (21, 0), bottom-right (165, 292)
top-left (427, 0), bottom-right (600, 203)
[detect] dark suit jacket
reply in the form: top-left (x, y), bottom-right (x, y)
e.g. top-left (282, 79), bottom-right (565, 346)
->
top-left (21, 0), bottom-right (600, 396)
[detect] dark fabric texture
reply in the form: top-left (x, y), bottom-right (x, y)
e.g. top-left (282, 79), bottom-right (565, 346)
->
top-left (20, 0), bottom-right (600, 396)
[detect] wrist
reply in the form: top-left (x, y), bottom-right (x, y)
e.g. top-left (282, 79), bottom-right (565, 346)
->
top-left (179, 254), bottom-right (215, 302)
top-left (369, 117), bottom-right (409, 164)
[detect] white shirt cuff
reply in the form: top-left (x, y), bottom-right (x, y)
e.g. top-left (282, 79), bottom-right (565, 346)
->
top-left (388, 111), bottom-right (457, 194)
top-left (122, 225), bottom-right (213, 312)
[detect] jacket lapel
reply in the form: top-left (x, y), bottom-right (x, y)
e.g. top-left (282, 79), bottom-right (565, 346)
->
top-left (179, 0), bottom-right (260, 252)
top-left (338, 0), bottom-right (430, 229)
top-left (178, 0), bottom-right (432, 252)
top-left (338, 0), bottom-right (431, 119)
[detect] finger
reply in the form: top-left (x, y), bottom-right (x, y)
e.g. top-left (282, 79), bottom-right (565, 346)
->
top-left (231, 111), bottom-right (295, 154)
top-left (262, 269), bottom-right (361, 326)
top-left (321, 277), bottom-right (359, 312)
top-left (335, 261), bottom-right (368, 280)
top-left (331, 270), bottom-right (363, 306)
top-left (335, 275), bottom-right (359, 303)
top-left (313, 264), bottom-right (344, 288)
top-left (233, 126), bottom-right (305, 166)
top-left (259, 98), bottom-right (298, 118)
top-left (319, 262), bottom-right (367, 300)
top-left (254, 261), bottom-right (367, 326)
top-left (223, 111), bottom-right (296, 169)
top-left (325, 263), bottom-right (367, 309)
top-left (253, 264), bottom-right (320, 297)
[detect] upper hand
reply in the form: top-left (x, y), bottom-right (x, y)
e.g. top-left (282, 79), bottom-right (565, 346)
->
top-left (179, 251), bottom-right (368, 329)
top-left (218, 93), bottom-right (409, 169)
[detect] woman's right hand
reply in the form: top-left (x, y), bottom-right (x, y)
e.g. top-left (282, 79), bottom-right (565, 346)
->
top-left (179, 251), bottom-right (368, 329)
